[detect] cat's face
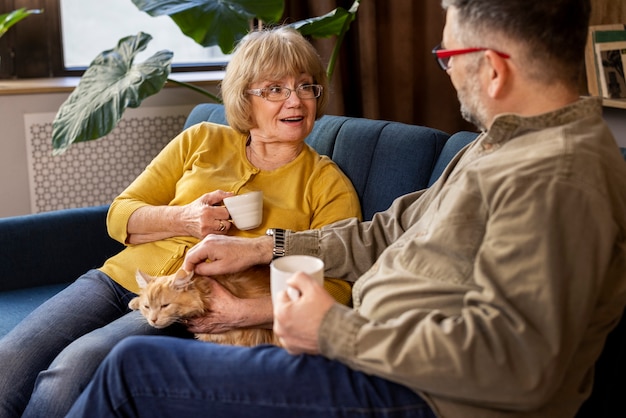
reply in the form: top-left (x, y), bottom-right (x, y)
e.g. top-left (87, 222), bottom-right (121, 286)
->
top-left (129, 269), bottom-right (205, 328)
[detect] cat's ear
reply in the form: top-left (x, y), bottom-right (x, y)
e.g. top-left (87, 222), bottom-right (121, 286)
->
top-left (171, 268), bottom-right (195, 291)
top-left (135, 269), bottom-right (154, 289)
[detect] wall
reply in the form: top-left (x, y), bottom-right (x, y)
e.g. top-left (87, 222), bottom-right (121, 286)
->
top-left (0, 83), bottom-right (214, 218)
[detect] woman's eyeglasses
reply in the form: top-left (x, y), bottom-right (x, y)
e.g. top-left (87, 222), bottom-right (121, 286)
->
top-left (246, 84), bottom-right (323, 101)
top-left (432, 44), bottom-right (510, 71)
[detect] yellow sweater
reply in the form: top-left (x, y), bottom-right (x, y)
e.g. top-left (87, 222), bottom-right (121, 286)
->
top-left (100, 122), bottom-right (361, 303)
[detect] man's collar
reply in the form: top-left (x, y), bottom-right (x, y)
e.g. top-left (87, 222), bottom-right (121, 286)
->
top-left (482, 97), bottom-right (602, 146)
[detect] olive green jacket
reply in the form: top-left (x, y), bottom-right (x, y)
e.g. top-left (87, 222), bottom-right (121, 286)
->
top-left (287, 98), bottom-right (626, 417)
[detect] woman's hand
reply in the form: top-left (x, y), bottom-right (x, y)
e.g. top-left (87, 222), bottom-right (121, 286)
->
top-left (179, 191), bottom-right (234, 239)
top-left (126, 190), bottom-right (234, 244)
top-left (185, 277), bottom-right (274, 333)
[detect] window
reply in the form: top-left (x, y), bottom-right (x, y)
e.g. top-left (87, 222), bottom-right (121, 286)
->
top-left (60, 0), bottom-right (229, 70)
top-left (0, 0), bottom-right (229, 79)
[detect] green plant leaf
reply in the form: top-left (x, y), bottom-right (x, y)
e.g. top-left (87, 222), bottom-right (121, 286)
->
top-left (289, 1), bottom-right (360, 79)
top-left (131, 0), bottom-right (284, 53)
top-left (0, 8), bottom-right (43, 38)
top-left (289, 6), bottom-right (357, 39)
top-left (50, 1), bottom-right (360, 154)
top-left (52, 32), bottom-right (173, 155)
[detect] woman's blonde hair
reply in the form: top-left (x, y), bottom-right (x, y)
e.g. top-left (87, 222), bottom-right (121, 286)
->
top-left (220, 26), bottom-right (329, 133)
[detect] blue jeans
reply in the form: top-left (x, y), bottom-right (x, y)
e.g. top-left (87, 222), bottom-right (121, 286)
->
top-left (66, 335), bottom-right (436, 418)
top-left (0, 270), bottom-right (190, 418)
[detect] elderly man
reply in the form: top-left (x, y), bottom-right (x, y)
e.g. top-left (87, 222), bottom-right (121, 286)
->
top-left (67, 1), bottom-right (626, 417)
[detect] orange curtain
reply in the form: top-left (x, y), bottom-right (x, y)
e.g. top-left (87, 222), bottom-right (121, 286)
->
top-left (284, 0), bottom-right (476, 135)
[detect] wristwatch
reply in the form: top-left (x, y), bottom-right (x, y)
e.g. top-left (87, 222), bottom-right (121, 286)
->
top-left (265, 228), bottom-right (286, 259)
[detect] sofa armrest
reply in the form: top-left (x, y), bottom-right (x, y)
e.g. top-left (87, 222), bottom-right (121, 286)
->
top-left (0, 205), bottom-right (124, 292)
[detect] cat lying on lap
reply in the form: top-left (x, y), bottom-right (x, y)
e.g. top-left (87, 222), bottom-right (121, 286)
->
top-left (129, 267), bottom-right (280, 347)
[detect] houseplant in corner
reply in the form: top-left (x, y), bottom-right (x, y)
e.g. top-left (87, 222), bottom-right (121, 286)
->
top-left (51, 0), bottom-right (360, 155)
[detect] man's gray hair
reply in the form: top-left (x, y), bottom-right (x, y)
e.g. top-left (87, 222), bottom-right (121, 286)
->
top-left (441, 0), bottom-right (591, 86)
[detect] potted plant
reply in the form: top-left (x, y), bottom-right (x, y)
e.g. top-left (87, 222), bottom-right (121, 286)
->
top-left (51, 0), bottom-right (360, 155)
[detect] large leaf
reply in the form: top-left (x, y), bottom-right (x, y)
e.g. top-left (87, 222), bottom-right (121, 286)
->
top-left (52, 33), bottom-right (173, 155)
top-left (289, 5), bottom-right (357, 39)
top-left (290, 1), bottom-right (360, 79)
top-left (131, 0), bottom-right (284, 53)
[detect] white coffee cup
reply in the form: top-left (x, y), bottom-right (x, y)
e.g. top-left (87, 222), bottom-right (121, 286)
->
top-left (223, 191), bottom-right (263, 230)
top-left (270, 255), bottom-right (324, 304)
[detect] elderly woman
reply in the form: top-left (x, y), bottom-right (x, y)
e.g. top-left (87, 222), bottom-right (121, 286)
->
top-left (0, 26), bottom-right (361, 418)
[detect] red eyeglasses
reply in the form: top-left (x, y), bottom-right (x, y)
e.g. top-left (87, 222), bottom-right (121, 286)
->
top-left (432, 44), bottom-right (510, 71)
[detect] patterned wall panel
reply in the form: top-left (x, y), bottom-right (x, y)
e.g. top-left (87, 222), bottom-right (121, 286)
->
top-left (24, 105), bottom-right (194, 213)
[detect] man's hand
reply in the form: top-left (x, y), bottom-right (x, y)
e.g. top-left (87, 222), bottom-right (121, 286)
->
top-left (273, 272), bottom-right (336, 355)
top-left (183, 234), bottom-right (273, 276)
top-left (185, 277), bottom-right (274, 333)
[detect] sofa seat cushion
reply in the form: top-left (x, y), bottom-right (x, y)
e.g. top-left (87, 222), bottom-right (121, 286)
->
top-left (0, 283), bottom-right (68, 336)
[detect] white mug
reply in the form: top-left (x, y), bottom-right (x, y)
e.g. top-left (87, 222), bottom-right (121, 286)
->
top-left (270, 255), bottom-right (324, 304)
top-left (223, 191), bottom-right (263, 230)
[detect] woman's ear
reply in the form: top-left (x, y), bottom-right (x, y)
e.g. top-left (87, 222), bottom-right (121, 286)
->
top-left (484, 50), bottom-right (511, 98)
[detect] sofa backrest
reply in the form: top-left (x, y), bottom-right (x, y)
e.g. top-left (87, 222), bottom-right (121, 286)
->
top-left (428, 131), bottom-right (478, 186)
top-left (184, 104), bottom-right (452, 220)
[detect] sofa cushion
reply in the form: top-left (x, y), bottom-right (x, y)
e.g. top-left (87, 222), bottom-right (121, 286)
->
top-left (0, 283), bottom-right (69, 336)
top-left (184, 103), bottom-right (228, 128)
top-left (311, 116), bottom-right (448, 220)
top-left (429, 131), bottom-right (478, 186)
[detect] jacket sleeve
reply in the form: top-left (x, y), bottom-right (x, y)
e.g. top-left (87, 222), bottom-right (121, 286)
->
top-left (288, 186), bottom-right (431, 283)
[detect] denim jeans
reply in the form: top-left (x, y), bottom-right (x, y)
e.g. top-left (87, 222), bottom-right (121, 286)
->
top-left (66, 335), bottom-right (436, 418)
top-left (0, 270), bottom-right (189, 418)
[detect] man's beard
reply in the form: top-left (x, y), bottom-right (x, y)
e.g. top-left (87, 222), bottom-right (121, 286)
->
top-left (457, 69), bottom-right (487, 131)
top-left (460, 100), bottom-right (485, 131)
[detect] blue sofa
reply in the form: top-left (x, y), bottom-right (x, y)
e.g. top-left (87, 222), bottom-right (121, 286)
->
top-left (0, 103), bottom-right (622, 416)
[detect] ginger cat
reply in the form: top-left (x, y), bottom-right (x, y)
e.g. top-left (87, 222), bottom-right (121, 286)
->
top-left (129, 266), bottom-right (280, 347)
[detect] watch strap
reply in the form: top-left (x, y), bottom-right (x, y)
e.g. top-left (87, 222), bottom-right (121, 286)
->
top-left (266, 228), bottom-right (286, 259)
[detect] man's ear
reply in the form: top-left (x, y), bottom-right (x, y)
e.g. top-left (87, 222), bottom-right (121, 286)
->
top-left (484, 50), bottom-right (511, 98)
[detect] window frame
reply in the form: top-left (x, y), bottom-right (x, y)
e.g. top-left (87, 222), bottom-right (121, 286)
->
top-left (0, 0), bottom-right (227, 79)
